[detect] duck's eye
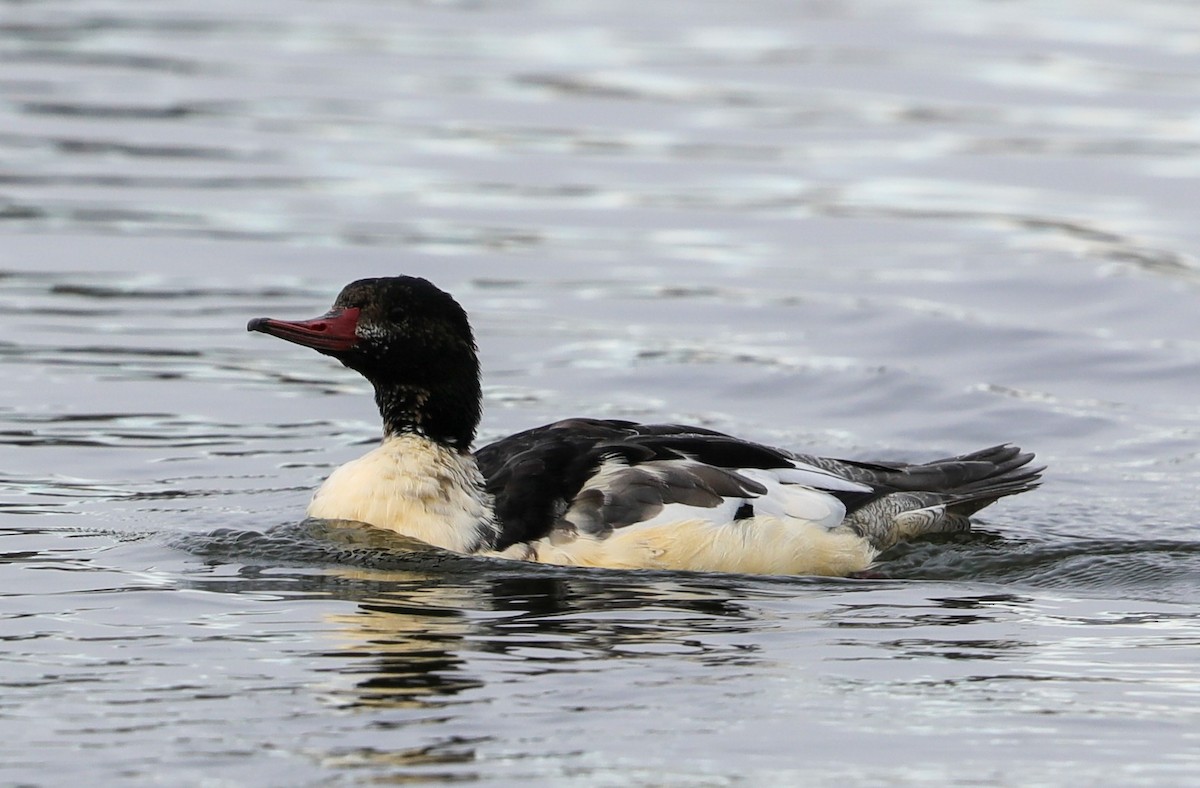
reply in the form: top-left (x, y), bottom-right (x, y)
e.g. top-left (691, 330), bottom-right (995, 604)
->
top-left (387, 307), bottom-right (406, 323)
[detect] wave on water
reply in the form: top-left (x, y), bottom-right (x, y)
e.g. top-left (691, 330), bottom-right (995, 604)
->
top-left (163, 518), bottom-right (1200, 601)
top-left (878, 530), bottom-right (1200, 601)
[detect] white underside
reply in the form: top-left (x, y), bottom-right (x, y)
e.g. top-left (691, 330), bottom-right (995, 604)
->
top-left (489, 516), bottom-right (877, 576)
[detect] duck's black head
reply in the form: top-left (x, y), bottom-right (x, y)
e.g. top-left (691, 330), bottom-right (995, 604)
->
top-left (248, 276), bottom-right (481, 450)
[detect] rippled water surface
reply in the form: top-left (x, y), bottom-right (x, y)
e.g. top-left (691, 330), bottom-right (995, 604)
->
top-left (4, 0), bottom-right (1200, 784)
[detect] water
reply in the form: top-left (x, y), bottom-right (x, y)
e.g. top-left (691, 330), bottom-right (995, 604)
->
top-left (3, 0), bottom-right (1200, 783)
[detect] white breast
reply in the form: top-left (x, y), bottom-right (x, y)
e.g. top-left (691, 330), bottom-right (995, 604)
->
top-left (307, 434), bottom-right (497, 553)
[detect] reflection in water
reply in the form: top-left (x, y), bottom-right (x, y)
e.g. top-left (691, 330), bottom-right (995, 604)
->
top-left (318, 735), bottom-right (486, 778)
top-left (313, 560), bottom-right (767, 714)
top-left (178, 555), bottom-right (780, 774)
top-left (319, 583), bottom-right (486, 711)
top-left (827, 593), bottom-right (1040, 663)
top-left (830, 592), bottom-right (1031, 629)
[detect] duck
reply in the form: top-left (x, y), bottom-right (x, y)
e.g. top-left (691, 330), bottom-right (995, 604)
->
top-left (248, 276), bottom-right (1042, 576)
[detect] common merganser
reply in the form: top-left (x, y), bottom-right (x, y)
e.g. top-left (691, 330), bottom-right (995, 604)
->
top-left (248, 276), bottom-right (1042, 576)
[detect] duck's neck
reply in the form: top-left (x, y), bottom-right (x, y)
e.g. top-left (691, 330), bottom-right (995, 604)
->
top-left (307, 433), bottom-right (498, 553)
top-left (374, 377), bottom-right (481, 452)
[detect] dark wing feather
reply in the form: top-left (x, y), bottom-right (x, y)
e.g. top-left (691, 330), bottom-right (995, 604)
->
top-left (561, 460), bottom-right (768, 535)
top-left (476, 419), bottom-right (796, 549)
top-left (475, 422), bottom-right (612, 550)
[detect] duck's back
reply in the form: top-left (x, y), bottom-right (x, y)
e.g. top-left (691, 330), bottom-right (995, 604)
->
top-left (476, 418), bottom-right (1040, 574)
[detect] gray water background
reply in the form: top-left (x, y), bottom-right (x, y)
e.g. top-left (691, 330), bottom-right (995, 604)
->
top-left (3, 0), bottom-right (1200, 784)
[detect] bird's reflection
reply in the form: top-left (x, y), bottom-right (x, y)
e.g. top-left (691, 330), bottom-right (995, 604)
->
top-left (825, 592), bottom-right (1040, 662)
top-left (181, 520), bottom-right (881, 718)
top-left (316, 562), bottom-right (773, 712)
top-left (318, 735), bottom-right (485, 777)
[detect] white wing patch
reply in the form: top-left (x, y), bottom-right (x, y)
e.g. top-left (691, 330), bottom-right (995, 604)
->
top-left (775, 460), bottom-right (875, 493)
top-left (738, 468), bottom-right (847, 529)
top-left (571, 458), bottom-right (855, 534)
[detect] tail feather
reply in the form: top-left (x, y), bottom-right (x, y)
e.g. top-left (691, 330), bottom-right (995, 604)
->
top-left (840, 444), bottom-right (1043, 550)
top-left (875, 444), bottom-right (1040, 492)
